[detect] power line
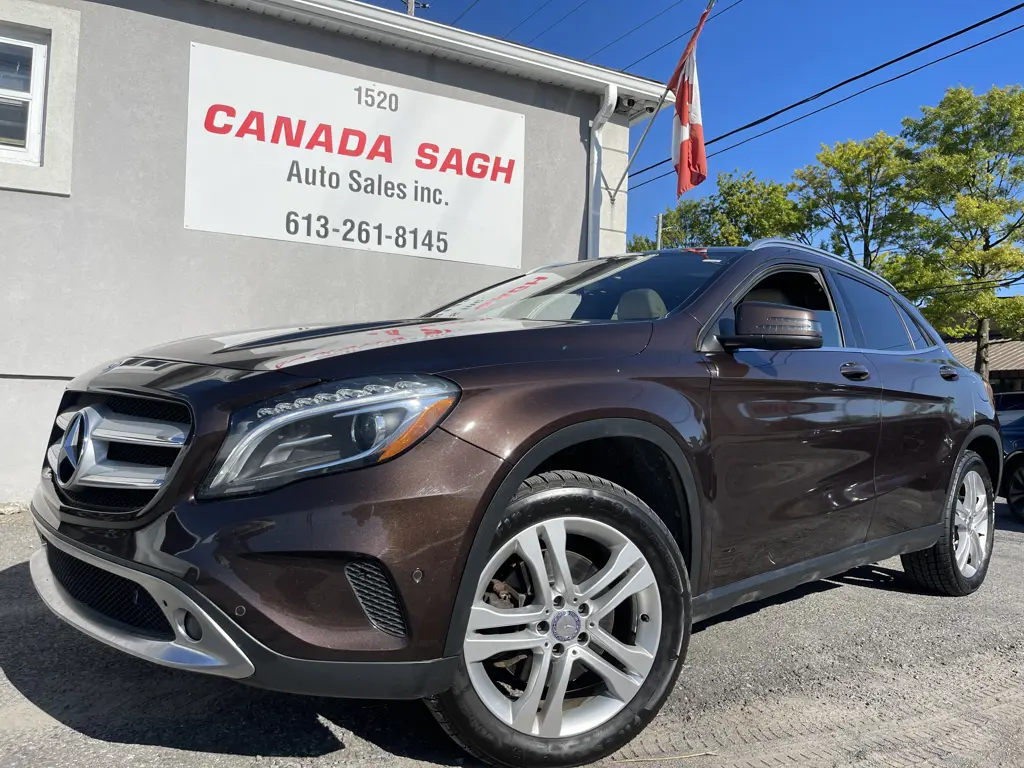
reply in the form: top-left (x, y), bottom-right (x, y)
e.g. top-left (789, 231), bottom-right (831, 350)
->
top-left (629, 2), bottom-right (1024, 181)
top-left (706, 23), bottom-right (1024, 159)
top-left (623, 0), bottom-right (748, 71)
top-left (904, 274), bottom-right (1024, 298)
top-left (525, 0), bottom-right (596, 45)
top-left (585, 0), bottom-right (688, 61)
top-left (503, 0), bottom-right (557, 38)
top-left (629, 20), bottom-right (1024, 192)
top-left (450, 0), bottom-right (483, 24)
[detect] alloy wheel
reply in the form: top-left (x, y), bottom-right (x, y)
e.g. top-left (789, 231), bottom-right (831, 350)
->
top-left (464, 516), bottom-right (661, 738)
top-left (953, 469), bottom-right (991, 578)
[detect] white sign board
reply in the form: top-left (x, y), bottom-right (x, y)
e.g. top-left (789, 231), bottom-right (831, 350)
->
top-left (184, 44), bottom-right (526, 268)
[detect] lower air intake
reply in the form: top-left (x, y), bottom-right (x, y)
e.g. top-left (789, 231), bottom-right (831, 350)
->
top-left (346, 560), bottom-right (409, 637)
top-left (46, 544), bottom-right (174, 640)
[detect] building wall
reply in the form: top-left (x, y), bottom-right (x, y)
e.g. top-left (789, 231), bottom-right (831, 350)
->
top-left (0, 0), bottom-right (627, 500)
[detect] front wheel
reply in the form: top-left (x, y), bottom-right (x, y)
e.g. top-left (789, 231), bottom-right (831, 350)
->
top-left (902, 450), bottom-right (995, 596)
top-left (426, 471), bottom-right (690, 767)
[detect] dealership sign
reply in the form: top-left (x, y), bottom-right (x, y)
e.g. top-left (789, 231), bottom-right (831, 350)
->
top-left (184, 44), bottom-right (526, 268)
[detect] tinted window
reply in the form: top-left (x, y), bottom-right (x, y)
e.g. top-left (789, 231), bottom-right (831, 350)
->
top-left (895, 303), bottom-right (929, 349)
top-left (996, 393), bottom-right (1024, 411)
top-left (429, 250), bottom-right (746, 321)
top-left (834, 274), bottom-right (914, 352)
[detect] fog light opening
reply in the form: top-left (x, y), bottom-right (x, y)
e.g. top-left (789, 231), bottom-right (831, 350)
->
top-left (182, 611), bottom-right (203, 642)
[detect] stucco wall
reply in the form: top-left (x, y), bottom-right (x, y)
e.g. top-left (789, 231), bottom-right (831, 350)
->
top-left (0, 0), bottom-right (629, 499)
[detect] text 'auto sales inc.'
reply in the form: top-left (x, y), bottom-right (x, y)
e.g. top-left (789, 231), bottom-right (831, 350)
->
top-left (0, 0), bottom-right (670, 500)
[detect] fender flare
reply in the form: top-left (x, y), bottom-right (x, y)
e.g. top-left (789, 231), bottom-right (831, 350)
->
top-left (442, 418), bottom-right (703, 658)
top-left (957, 422), bottom-right (1002, 494)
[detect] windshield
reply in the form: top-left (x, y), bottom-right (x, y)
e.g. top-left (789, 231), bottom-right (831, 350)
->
top-left (428, 249), bottom-right (746, 321)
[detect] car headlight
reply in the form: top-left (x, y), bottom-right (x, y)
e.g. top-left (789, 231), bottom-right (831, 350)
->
top-left (198, 374), bottom-right (459, 498)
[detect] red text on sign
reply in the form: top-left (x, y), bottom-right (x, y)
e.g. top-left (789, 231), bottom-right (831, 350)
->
top-left (415, 144), bottom-right (516, 184)
top-left (204, 105), bottom-right (393, 163)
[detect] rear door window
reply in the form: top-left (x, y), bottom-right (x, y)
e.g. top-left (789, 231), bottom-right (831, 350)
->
top-left (834, 274), bottom-right (914, 352)
top-left (894, 303), bottom-right (930, 349)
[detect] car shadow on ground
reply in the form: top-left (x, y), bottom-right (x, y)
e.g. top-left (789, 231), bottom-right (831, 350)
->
top-left (693, 579), bottom-right (843, 632)
top-left (826, 564), bottom-right (922, 593)
top-left (0, 561), bottom-right (469, 765)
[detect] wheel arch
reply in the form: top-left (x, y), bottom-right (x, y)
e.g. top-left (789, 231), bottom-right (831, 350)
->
top-left (442, 418), bottom-right (703, 658)
top-left (960, 423), bottom-right (1002, 496)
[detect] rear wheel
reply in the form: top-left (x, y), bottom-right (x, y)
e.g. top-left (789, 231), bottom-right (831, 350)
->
top-left (1003, 456), bottom-right (1024, 523)
top-left (426, 471), bottom-right (689, 767)
top-left (902, 450), bottom-right (994, 596)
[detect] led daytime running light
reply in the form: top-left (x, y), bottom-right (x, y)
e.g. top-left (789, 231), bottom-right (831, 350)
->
top-left (256, 380), bottom-right (429, 419)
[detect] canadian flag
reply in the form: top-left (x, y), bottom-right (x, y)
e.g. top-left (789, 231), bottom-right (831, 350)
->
top-left (668, 10), bottom-right (709, 197)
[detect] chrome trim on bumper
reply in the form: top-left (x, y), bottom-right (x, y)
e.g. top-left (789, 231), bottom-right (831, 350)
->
top-left (30, 525), bottom-right (255, 680)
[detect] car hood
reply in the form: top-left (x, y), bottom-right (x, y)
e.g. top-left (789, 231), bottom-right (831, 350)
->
top-left (136, 317), bottom-right (654, 378)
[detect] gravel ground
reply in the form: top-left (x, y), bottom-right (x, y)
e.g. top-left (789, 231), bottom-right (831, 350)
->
top-left (1, 507), bottom-right (1023, 768)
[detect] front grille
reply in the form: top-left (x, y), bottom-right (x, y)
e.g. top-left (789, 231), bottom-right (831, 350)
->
top-left (56, 486), bottom-right (158, 512)
top-left (45, 389), bottom-right (193, 517)
top-left (105, 442), bottom-right (180, 467)
top-left (46, 544), bottom-right (174, 640)
top-left (346, 560), bottom-right (408, 637)
top-left (106, 395), bottom-right (191, 425)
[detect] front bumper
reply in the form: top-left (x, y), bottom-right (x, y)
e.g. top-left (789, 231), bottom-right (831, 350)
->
top-left (30, 518), bottom-right (460, 698)
top-left (32, 523), bottom-right (254, 679)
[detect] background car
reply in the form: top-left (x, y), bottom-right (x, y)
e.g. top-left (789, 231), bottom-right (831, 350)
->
top-left (997, 393), bottom-right (1024, 521)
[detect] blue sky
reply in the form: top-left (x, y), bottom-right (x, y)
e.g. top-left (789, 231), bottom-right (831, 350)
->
top-left (365, 0), bottom-right (1021, 241)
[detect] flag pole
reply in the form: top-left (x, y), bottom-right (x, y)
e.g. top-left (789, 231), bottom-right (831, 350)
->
top-left (606, 0), bottom-right (716, 204)
top-left (607, 86), bottom-right (672, 204)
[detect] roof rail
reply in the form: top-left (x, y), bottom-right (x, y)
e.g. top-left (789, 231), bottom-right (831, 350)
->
top-left (749, 238), bottom-right (896, 289)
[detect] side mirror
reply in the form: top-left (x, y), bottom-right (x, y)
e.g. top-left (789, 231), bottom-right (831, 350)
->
top-left (717, 301), bottom-right (823, 353)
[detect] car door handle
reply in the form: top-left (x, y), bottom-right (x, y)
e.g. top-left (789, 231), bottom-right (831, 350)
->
top-left (840, 362), bottom-right (871, 381)
top-left (939, 365), bottom-right (960, 381)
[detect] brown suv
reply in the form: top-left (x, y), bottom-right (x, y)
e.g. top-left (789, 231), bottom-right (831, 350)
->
top-left (29, 239), bottom-right (1000, 767)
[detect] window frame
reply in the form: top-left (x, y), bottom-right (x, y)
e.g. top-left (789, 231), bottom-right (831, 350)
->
top-left (700, 261), bottom-right (848, 352)
top-left (0, 0), bottom-right (79, 196)
top-left (829, 270), bottom-right (938, 355)
top-left (0, 25), bottom-right (48, 166)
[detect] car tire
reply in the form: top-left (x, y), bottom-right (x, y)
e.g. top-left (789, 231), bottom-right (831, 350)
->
top-left (901, 450), bottom-right (995, 596)
top-left (1002, 455), bottom-right (1024, 523)
top-left (425, 470), bottom-right (690, 768)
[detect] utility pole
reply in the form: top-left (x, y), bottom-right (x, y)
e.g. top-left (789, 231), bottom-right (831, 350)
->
top-left (403, 0), bottom-right (429, 15)
top-left (655, 213), bottom-right (664, 250)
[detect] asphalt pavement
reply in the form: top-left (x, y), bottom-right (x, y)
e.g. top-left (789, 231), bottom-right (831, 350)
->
top-left (2, 505), bottom-right (1023, 768)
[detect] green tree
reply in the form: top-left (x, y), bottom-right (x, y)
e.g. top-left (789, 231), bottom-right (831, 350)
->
top-left (631, 197), bottom-right (719, 251)
top-left (711, 171), bottom-right (814, 245)
top-left (627, 233), bottom-right (657, 251)
top-left (897, 85), bottom-right (1024, 379)
top-left (627, 171), bottom-right (812, 249)
top-left (794, 132), bottom-right (917, 270)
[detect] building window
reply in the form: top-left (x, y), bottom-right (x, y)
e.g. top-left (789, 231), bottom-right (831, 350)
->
top-left (0, 1), bottom-right (79, 196)
top-left (0, 27), bottom-right (47, 166)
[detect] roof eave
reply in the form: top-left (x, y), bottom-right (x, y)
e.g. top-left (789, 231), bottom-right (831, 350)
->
top-left (204, 0), bottom-right (674, 124)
